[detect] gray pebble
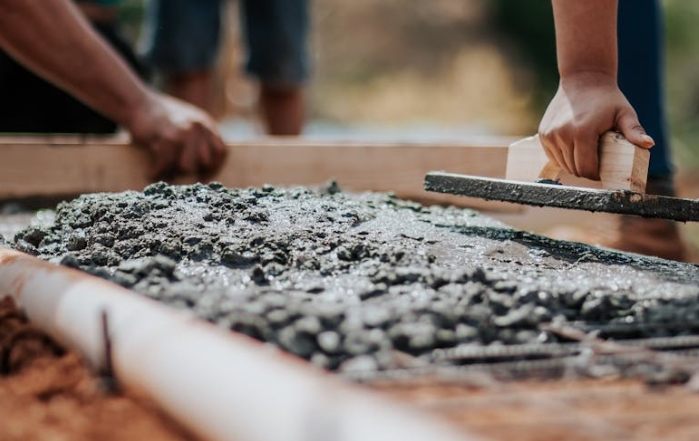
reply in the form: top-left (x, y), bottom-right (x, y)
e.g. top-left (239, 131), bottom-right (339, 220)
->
top-left (339, 355), bottom-right (379, 374)
top-left (294, 316), bottom-right (322, 335)
top-left (317, 331), bottom-right (342, 354)
top-left (278, 326), bottom-right (316, 359)
top-left (344, 331), bottom-right (373, 356)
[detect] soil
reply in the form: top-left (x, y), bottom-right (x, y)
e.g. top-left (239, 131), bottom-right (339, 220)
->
top-left (373, 377), bottom-right (699, 441)
top-left (0, 297), bottom-right (198, 441)
top-left (9, 182), bottom-right (699, 376)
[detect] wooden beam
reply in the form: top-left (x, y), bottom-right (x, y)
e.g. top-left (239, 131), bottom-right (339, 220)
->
top-left (506, 131), bottom-right (650, 192)
top-left (0, 135), bottom-right (520, 212)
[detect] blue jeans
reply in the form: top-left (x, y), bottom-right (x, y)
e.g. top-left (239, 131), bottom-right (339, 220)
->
top-left (619, 0), bottom-right (672, 178)
top-left (143, 0), bottom-right (310, 87)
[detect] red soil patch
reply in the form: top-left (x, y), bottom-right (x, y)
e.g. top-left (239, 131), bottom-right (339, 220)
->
top-left (0, 297), bottom-right (199, 441)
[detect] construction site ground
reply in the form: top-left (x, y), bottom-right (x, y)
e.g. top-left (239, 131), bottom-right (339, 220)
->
top-left (4, 302), bottom-right (699, 441)
top-left (0, 298), bottom-right (197, 441)
top-left (373, 376), bottom-right (699, 441)
top-left (2, 178), bottom-right (699, 441)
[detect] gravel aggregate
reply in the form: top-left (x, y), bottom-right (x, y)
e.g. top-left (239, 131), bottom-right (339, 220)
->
top-left (10, 182), bottom-right (699, 372)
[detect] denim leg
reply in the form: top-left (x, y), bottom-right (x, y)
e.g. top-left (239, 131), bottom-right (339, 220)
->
top-left (240, 0), bottom-right (310, 86)
top-left (143, 0), bottom-right (223, 73)
top-left (618, 0), bottom-right (673, 178)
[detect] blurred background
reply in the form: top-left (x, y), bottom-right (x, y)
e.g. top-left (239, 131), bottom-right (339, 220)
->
top-left (118, 0), bottom-right (699, 172)
top-left (120, 0), bottom-right (699, 247)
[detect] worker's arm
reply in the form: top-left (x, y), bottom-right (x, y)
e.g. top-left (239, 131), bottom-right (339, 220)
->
top-left (539, 0), bottom-right (654, 180)
top-left (0, 0), bottom-right (226, 180)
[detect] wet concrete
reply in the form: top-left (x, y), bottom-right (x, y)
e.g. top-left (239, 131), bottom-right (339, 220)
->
top-left (8, 182), bottom-right (699, 373)
top-left (425, 172), bottom-right (699, 222)
top-left (0, 212), bottom-right (53, 246)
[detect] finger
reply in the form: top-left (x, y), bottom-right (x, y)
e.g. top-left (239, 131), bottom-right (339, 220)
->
top-left (178, 131), bottom-right (200, 176)
top-left (540, 130), bottom-right (573, 175)
top-left (573, 132), bottom-right (601, 180)
top-left (149, 141), bottom-right (178, 181)
top-left (203, 122), bottom-right (227, 159)
top-left (212, 131), bottom-right (228, 165)
top-left (616, 111), bottom-right (655, 149)
top-left (557, 131), bottom-right (578, 176)
top-left (200, 131), bottom-right (228, 181)
top-left (213, 133), bottom-right (228, 166)
top-left (197, 129), bottom-right (213, 171)
top-left (194, 136), bottom-right (211, 180)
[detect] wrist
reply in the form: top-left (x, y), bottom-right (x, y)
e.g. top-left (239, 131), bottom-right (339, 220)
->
top-left (559, 70), bottom-right (617, 88)
top-left (122, 90), bottom-right (163, 141)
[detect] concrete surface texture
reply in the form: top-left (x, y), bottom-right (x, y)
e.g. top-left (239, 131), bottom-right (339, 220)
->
top-left (0, 183), bottom-right (699, 440)
top-left (2, 184), bottom-right (699, 372)
top-left (7, 183), bottom-right (699, 376)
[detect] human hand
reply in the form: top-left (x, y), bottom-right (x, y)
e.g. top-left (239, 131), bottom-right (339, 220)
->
top-left (538, 72), bottom-right (654, 180)
top-left (125, 92), bottom-right (228, 181)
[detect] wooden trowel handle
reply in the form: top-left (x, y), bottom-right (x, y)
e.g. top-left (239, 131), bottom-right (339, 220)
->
top-left (507, 131), bottom-right (650, 192)
top-left (537, 161), bottom-right (562, 182)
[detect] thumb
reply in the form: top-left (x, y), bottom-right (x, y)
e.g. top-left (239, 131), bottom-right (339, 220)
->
top-left (616, 110), bottom-right (655, 149)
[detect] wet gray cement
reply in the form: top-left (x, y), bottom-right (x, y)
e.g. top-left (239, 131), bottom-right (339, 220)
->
top-left (425, 172), bottom-right (699, 222)
top-left (6, 182), bottom-right (699, 374)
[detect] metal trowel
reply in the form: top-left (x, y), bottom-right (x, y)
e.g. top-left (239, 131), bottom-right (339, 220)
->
top-left (424, 131), bottom-right (699, 222)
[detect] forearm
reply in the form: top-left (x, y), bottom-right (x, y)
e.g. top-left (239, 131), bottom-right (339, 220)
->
top-left (0, 0), bottom-right (153, 129)
top-left (552, 0), bottom-right (618, 80)
top-left (541, 0), bottom-right (652, 180)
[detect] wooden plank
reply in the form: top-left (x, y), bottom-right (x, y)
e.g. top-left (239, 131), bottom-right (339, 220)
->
top-left (0, 135), bottom-right (521, 212)
top-left (505, 132), bottom-right (650, 192)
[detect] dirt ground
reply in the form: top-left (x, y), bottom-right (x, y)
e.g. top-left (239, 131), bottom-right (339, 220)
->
top-left (0, 298), bottom-right (199, 441)
top-left (373, 377), bottom-right (699, 441)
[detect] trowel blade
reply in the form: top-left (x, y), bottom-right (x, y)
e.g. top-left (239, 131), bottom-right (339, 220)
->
top-left (424, 171), bottom-right (699, 222)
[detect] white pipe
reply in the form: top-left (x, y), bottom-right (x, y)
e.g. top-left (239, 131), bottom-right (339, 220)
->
top-left (0, 247), bottom-right (483, 441)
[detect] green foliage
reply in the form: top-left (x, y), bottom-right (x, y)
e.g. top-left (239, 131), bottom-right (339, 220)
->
top-left (664, 0), bottom-right (699, 167)
top-left (486, 0), bottom-right (558, 111)
top-left (118, 0), bottom-right (146, 41)
top-left (664, 0), bottom-right (699, 53)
